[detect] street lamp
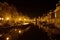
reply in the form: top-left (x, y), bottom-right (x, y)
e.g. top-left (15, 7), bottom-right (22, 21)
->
top-left (1, 18), bottom-right (4, 20)
top-left (19, 18), bottom-right (21, 21)
top-left (6, 17), bottom-right (10, 20)
top-left (24, 18), bottom-right (26, 21)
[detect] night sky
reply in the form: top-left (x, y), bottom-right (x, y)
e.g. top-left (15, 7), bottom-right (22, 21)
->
top-left (0, 0), bottom-right (58, 17)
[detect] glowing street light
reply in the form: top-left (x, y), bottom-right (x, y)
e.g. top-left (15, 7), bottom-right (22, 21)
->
top-left (0, 18), bottom-right (4, 20)
top-left (6, 37), bottom-right (9, 40)
top-left (6, 17), bottom-right (10, 20)
top-left (1, 18), bottom-right (4, 20)
top-left (19, 18), bottom-right (21, 21)
top-left (24, 18), bottom-right (26, 21)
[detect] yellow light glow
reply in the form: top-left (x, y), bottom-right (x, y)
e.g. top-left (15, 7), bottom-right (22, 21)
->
top-left (55, 13), bottom-right (56, 18)
top-left (19, 30), bottom-right (22, 33)
top-left (0, 34), bottom-right (2, 37)
top-left (1, 18), bottom-right (4, 20)
top-left (24, 18), bottom-right (26, 21)
top-left (19, 18), bottom-right (21, 21)
top-left (6, 17), bottom-right (10, 20)
top-left (23, 23), bottom-right (29, 25)
top-left (6, 37), bottom-right (9, 40)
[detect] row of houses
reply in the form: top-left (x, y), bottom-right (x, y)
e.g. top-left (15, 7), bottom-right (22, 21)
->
top-left (43, 2), bottom-right (60, 28)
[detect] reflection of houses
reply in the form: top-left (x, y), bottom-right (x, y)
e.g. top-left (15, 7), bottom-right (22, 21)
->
top-left (45, 4), bottom-right (60, 24)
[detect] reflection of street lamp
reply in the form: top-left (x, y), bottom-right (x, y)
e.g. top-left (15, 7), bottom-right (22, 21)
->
top-left (19, 30), bottom-right (22, 34)
top-left (0, 34), bottom-right (2, 37)
top-left (15, 29), bottom-right (17, 31)
top-left (23, 23), bottom-right (29, 25)
top-left (6, 37), bottom-right (9, 40)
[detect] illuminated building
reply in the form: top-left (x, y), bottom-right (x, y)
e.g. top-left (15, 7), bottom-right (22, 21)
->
top-left (54, 2), bottom-right (60, 28)
top-left (51, 12), bottom-right (56, 19)
top-left (54, 1), bottom-right (60, 19)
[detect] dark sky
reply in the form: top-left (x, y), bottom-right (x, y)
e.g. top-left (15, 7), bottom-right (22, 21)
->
top-left (0, 0), bottom-right (58, 17)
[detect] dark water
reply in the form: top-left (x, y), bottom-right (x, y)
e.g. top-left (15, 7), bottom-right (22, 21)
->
top-left (0, 24), bottom-right (60, 40)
